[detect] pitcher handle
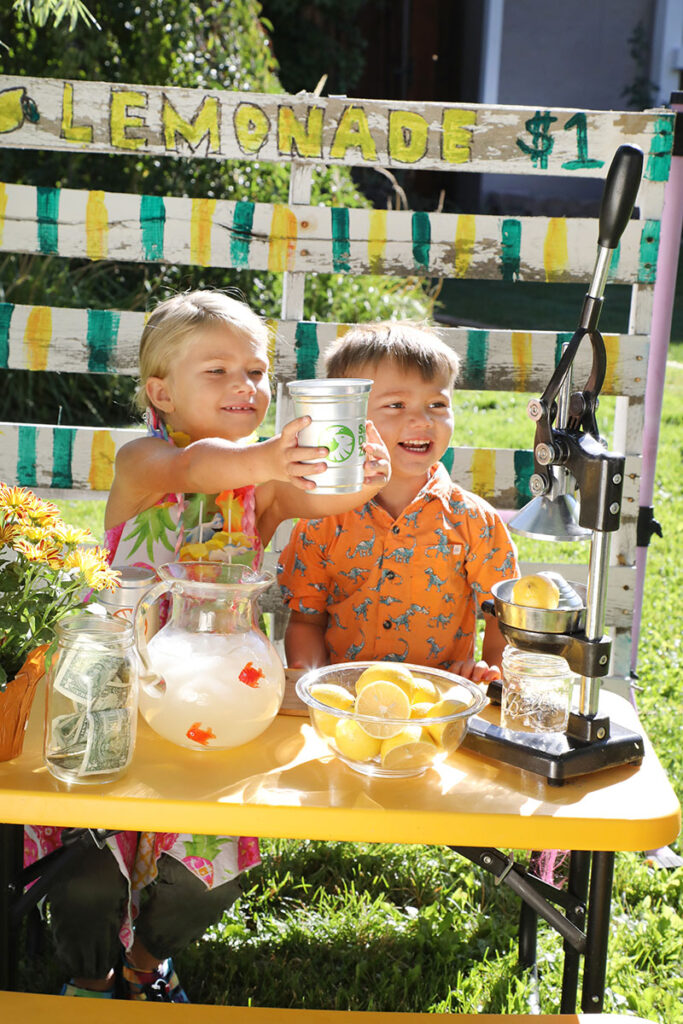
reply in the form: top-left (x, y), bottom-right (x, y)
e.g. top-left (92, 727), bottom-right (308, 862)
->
top-left (134, 579), bottom-right (171, 699)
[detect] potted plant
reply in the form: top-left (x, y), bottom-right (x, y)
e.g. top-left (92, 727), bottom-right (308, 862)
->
top-left (0, 483), bottom-right (119, 760)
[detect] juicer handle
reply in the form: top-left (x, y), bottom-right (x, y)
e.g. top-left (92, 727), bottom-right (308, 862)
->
top-left (598, 144), bottom-right (643, 249)
top-left (134, 579), bottom-right (170, 699)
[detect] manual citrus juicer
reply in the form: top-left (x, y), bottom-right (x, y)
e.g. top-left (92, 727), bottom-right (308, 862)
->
top-left (462, 145), bottom-right (646, 784)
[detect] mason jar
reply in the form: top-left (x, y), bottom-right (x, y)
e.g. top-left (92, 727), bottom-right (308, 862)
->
top-left (43, 614), bottom-right (138, 784)
top-left (500, 645), bottom-right (577, 734)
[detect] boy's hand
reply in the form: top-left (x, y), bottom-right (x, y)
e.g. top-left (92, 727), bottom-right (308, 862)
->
top-left (449, 658), bottom-right (502, 684)
top-left (265, 416), bottom-right (329, 491)
top-left (362, 419), bottom-right (391, 487)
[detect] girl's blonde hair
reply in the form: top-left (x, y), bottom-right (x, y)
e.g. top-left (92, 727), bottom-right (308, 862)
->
top-left (135, 290), bottom-right (270, 416)
top-left (324, 321), bottom-right (460, 386)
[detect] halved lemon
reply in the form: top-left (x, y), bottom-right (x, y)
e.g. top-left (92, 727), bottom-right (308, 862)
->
top-left (334, 718), bottom-right (382, 762)
top-left (511, 573), bottom-right (560, 609)
top-left (410, 701), bottom-right (436, 720)
top-left (380, 726), bottom-right (438, 770)
top-left (410, 675), bottom-right (439, 705)
top-left (354, 680), bottom-right (411, 738)
top-left (310, 682), bottom-right (355, 737)
top-left (423, 698), bottom-right (469, 752)
top-left (355, 663), bottom-right (414, 698)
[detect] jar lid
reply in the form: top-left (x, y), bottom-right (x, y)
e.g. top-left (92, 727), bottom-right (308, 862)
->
top-left (108, 566), bottom-right (158, 588)
top-left (56, 612), bottom-right (133, 645)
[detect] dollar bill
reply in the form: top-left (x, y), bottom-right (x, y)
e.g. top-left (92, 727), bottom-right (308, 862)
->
top-left (52, 646), bottom-right (124, 705)
top-left (51, 710), bottom-right (88, 751)
top-left (91, 672), bottom-right (131, 711)
top-left (78, 708), bottom-right (133, 776)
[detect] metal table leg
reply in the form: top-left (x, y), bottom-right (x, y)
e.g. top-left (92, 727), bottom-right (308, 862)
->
top-left (581, 850), bottom-right (615, 1013)
top-left (560, 849), bottom-right (591, 1012)
top-left (0, 823), bottom-right (23, 991)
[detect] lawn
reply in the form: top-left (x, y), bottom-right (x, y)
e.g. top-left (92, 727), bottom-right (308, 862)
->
top-left (39, 353), bottom-right (683, 1021)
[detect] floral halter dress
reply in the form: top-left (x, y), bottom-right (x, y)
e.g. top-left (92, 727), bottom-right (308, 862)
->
top-left (24, 413), bottom-right (262, 950)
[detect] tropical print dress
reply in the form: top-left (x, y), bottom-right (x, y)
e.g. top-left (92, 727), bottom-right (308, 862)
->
top-left (24, 413), bottom-right (262, 950)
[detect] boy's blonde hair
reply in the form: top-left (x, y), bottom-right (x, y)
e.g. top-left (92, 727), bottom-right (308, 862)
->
top-left (324, 321), bottom-right (460, 386)
top-left (135, 290), bottom-right (269, 415)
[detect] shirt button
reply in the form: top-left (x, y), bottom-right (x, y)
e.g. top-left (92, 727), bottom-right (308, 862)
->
top-left (383, 620), bottom-right (392, 630)
top-left (391, 525), bottom-right (400, 534)
top-left (386, 570), bottom-right (396, 580)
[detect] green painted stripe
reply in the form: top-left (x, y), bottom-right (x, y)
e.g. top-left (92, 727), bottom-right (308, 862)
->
top-left (463, 329), bottom-right (489, 387)
top-left (52, 428), bottom-right (75, 488)
top-left (295, 322), bottom-right (319, 379)
top-left (230, 201), bottom-right (254, 268)
top-left (607, 241), bottom-right (621, 282)
top-left (37, 187), bottom-right (59, 254)
top-left (555, 331), bottom-right (574, 366)
top-left (513, 450), bottom-right (535, 508)
top-left (331, 207), bottom-right (350, 272)
top-left (140, 195), bottom-right (165, 260)
top-left (87, 309), bottom-right (121, 372)
top-left (411, 211), bottom-right (431, 271)
top-left (439, 447), bottom-right (455, 475)
top-left (17, 426), bottom-right (37, 487)
top-left (0, 302), bottom-right (14, 368)
top-left (645, 116), bottom-right (673, 183)
top-left (500, 219), bottom-right (521, 281)
top-left (638, 220), bottom-right (660, 284)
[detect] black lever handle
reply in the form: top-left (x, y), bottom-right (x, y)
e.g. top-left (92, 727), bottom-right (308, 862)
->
top-left (598, 144), bottom-right (643, 249)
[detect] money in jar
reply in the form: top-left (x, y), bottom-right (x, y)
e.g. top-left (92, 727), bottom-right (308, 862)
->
top-left (43, 614), bottom-right (138, 784)
top-left (98, 565), bottom-right (159, 639)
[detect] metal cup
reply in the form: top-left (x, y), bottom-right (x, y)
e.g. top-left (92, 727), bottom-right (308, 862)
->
top-left (287, 378), bottom-right (373, 494)
top-left (98, 565), bottom-right (160, 639)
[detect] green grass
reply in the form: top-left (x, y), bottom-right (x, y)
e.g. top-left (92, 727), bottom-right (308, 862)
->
top-left (42, 357), bottom-right (683, 1021)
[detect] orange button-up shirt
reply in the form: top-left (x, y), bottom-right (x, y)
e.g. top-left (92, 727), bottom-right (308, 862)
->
top-left (278, 463), bottom-right (518, 667)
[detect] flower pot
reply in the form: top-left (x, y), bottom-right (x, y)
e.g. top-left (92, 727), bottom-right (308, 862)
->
top-left (0, 645), bottom-right (48, 761)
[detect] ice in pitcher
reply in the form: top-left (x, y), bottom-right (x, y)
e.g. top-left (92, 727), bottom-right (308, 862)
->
top-left (138, 626), bottom-right (285, 750)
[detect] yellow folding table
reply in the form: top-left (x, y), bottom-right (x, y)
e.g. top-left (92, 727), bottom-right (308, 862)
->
top-left (0, 679), bottom-right (679, 1015)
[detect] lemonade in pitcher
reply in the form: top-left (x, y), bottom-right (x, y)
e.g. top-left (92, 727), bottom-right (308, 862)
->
top-left (135, 563), bottom-right (285, 751)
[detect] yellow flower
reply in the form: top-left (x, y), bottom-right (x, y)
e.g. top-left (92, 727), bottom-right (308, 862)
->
top-left (0, 484), bottom-right (41, 513)
top-left (55, 523), bottom-right (96, 546)
top-left (13, 536), bottom-right (50, 563)
top-left (0, 517), bottom-right (18, 546)
top-left (63, 547), bottom-right (119, 590)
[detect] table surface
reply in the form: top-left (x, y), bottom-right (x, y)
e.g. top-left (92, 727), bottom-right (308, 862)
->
top-left (0, 678), bottom-right (679, 852)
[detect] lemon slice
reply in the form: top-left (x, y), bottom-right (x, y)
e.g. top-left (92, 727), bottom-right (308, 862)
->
top-left (380, 726), bottom-right (438, 769)
top-left (310, 682), bottom-right (355, 737)
top-left (354, 680), bottom-right (411, 738)
top-left (410, 676), bottom-right (439, 704)
top-left (410, 701), bottom-right (436, 720)
top-left (423, 698), bottom-right (469, 752)
top-left (334, 718), bottom-right (382, 762)
top-left (511, 573), bottom-right (561, 609)
top-left (355, 663), bottom-right (414, 698)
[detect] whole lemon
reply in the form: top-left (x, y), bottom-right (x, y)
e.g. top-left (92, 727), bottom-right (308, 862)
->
top-left (510, 574), bottom-right (560, 609)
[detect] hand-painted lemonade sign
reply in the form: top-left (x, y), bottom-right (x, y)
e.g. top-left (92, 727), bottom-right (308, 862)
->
top-left (0, 77), bottom-right (673, 181)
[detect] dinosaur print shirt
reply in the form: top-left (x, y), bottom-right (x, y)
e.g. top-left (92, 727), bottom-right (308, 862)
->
top-left (278, 462), bottom-right (518, 667)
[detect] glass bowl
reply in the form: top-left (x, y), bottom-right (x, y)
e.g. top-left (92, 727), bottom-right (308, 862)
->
top-left (295, 661), bottom-right (487, 778)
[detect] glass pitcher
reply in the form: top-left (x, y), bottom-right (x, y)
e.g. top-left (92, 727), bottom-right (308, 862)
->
top-left (135, 562), bottom-right (285, 751)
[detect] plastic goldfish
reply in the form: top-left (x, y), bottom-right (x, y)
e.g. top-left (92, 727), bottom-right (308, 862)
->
top-left (185, 722), bottom-right (216, 746)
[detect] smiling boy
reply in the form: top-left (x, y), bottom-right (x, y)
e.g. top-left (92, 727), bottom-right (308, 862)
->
top-left (278, 322), bottom-right (518, 681)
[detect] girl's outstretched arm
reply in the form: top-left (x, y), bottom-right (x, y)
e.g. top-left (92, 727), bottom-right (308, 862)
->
top-left (105, 418), bottom-right (329, 530)
top-left (256, 421), bottom-right (391, 545)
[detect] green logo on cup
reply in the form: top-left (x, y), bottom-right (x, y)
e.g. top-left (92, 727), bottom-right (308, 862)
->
top-left (320, 424), bottom-right (355, 463)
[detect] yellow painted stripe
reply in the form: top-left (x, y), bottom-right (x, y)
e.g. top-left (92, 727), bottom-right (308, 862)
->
top-left (471, 448), bottom-right (496, 499)
top-left (85, 191), bottom-right (109, 260)
top-left (336, 324), bottom-right (350, 338)
top-left (265, 318), bottom-right (278, 373)
top-left (454, 214), bottom-right (475, 278)
top-left (0, 183), bottom-right (6, 246)
top-left (190, 198), bottom-right (216, 267)
top-left (23, 306), bottom-right (52, 371)
top-left (88, 430), bottom-right (116, 490)
top-left (511, 332), bottom-right (533, 392)
top-left (268, 205), bottom-right (298, 272)
top-left (368, 210), bottom-right (387, 273)
top-left (544, 217), bottom-right (568, 283)
top-left (603, 333), bottom-right (621, 395)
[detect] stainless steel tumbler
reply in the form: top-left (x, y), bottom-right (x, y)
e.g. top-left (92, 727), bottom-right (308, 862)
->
top-left (287, 378), bottom-right (373, 493)
top-left (98, 565), bottom-right (160, 638)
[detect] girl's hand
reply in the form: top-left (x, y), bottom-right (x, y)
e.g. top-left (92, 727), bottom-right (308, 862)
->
top-left (267, 416), bottom-right (329, 491)
top-left (362, 419), bottom-right (391, 487)
top-left (448, 658), bottom-right (501, 684)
